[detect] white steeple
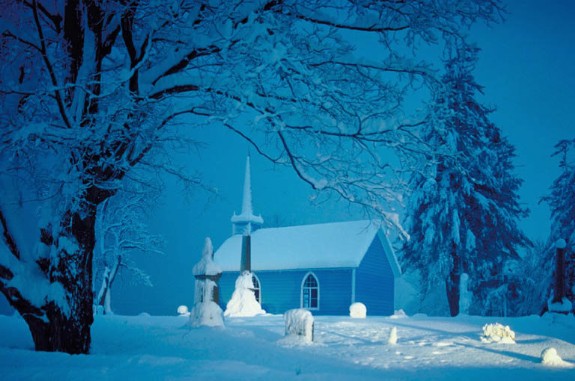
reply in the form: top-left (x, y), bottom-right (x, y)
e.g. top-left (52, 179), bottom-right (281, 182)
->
top-left (231, 155), bottom-right (263, 235)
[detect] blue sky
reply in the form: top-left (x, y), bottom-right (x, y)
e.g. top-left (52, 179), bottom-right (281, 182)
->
top-left (472, 0), bottom-right (575, 243)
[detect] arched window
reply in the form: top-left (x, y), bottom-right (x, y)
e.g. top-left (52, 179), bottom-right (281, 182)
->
top-left (252, 274), bottom-right (261, 304)
top-left (301, 273), bottom-right (319, 310)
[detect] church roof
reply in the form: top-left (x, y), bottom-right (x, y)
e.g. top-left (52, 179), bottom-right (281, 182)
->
top-left (214, 220), bottom-right (400, 274)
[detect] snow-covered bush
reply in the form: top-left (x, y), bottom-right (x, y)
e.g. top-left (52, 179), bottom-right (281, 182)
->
top-left (224, 271), bottom-right (266, 317)
top-left (480, 323), bottom-right (515, 344)
top-left (285, 309), bottom-right (314, 343)
top-left (349, 302), bottom-right (367, 319)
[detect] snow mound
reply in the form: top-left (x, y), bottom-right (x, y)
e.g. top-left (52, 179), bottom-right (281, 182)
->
top-left (541, 347), bottom-right (574, 367)
top-left (177, 305), bottom-right (190, 316)
top-left (480, 323), bottom-right (515, 344)
top-left (547, 296), bottom-right (573, 314)
top-left (224, 271), bottom-right (266, 317)
top-left (349, 302), bottom-right (367, 318)
top-left (284, 309), bottom-right (314, 343)
top-left (189, 301), bottom-right (224, 327)
top-left (390, 309), bottom-right (408, 319)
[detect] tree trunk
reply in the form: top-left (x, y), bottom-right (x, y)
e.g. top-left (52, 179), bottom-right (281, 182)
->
top-left (26, 207), bottom-right (97, 353)
top-left (23, 301), bottom-right (92, 354)
top-left (446, 245), bottom-right (461, 317)
top-left (96, 255), bottom-right (121, 314)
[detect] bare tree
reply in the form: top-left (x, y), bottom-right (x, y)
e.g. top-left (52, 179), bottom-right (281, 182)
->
top-left (93, 182), bottom-right (162, 315)
top-left (0, 0), bottom-right (502, 353)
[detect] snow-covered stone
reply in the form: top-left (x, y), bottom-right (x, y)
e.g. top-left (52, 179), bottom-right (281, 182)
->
top-left (480, 323), bottom-right (515, 344)
top-left (224, 271), bottom-right (266, 317)
top-left (284, 308), bottom-right (314, 343)
top-left (349, 302), bottom-right (367, 318)
top-left (541, 347), bottom-right (573, 367)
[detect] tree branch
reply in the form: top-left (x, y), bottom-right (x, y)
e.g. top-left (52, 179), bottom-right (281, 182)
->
top-left (0, 207), bottom-right (21, 260)
top-left (31, 0), bottom-right (72, 129)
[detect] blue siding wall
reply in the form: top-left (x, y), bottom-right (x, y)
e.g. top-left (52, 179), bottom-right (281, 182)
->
top-left (218, 269), bottom-right (353, 315)
top-left (355, 237), bottom-right (395, 315)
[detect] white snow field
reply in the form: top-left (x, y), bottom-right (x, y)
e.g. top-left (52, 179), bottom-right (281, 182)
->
top-left (1, 312), bottom-right (574, 380)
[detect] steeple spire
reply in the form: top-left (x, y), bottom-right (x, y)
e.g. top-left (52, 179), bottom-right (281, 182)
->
top-left (241, 155), bottom-right (254, 217)
top-left (231, 155), bottom-right (263, 235)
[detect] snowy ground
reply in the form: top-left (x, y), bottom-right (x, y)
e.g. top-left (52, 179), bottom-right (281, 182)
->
top-left (1, 313), bottom-right (575, 380)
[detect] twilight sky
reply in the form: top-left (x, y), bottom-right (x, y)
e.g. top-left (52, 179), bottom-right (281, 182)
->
top-left (1, 1), bottom-right (573, 316)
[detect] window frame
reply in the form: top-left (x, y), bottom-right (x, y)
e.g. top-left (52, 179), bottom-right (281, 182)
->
top-left (300, 272), bottom-right (320, 311)
top-left (251, 273), bottom-right (261, 304)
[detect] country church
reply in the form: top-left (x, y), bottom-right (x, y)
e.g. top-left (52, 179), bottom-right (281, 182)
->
top-left (214, 157), bottom-right (401, 316)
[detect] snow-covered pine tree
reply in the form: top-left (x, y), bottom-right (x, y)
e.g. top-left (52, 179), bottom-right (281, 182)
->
top-left (542, 138), bottom-right (575, 308)
top-left (402, 42), bottom-right (530, 317)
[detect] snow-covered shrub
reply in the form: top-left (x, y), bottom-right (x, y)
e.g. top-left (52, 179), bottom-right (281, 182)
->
top-left (480, 323), bottom-right (515, 344)
top-left (388, 327), bottom-right (398, 345)
top-left (285, 309), bottom-right (314, 343)
top-left (177, 305), bottom-right (190, 316)
top-left (541, 347), bottom-right (573, 367)
top-left (349, 302), bottom-right (367, 318)
top-left (224, 271), bottom-right (266, 317)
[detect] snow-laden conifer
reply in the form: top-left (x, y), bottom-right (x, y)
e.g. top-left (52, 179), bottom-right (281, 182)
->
top-left (542, 138), bottom-right (575, 310)
top-left (402, 42), bottom-right (530, 316)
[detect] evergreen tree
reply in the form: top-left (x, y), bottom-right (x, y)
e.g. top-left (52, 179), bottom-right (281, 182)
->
top-left (542, 138), bottom-right (575, 307)
top-left (402, 43), bottom-right (530, 316)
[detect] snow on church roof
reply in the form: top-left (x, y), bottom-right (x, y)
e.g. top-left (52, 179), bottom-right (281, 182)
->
top-left (214, 220), bottom-right (399, 272)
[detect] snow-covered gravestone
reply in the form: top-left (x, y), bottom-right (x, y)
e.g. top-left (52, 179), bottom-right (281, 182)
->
top-left (224, 270), bottom-right (266, 317)
top-left (285, 309), bottom-right (314, 343)
top-left (349, 302), bottom-right (367, 318)
top-left (190, 238), bottom-right (224, 327)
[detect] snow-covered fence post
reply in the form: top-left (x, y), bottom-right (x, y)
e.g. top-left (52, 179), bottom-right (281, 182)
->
top-left (284, 309), bottom-right (314, 343)
top-left (190, 238), bottom-right (224, 327)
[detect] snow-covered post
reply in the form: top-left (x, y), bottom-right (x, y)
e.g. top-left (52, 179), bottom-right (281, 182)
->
top-left (190, 238), bottom-right (224, 327)
top-left (548, 239), bottom-right (573, 314)
top-left (553, 239), bottom-right (567, 304)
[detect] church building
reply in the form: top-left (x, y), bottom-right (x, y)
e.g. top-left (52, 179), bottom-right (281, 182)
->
top-left (213, 157), bottom-right (401, 316)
